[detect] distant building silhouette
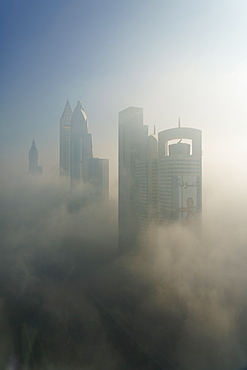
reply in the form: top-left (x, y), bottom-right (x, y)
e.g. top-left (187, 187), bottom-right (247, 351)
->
top-left (60, 99), bottom-right (109, 201)
top-left (70, 101), bottom-right (93, 188)
top-left (118, 108), bottom-right (202, 252)
top-left (28, 139), bottom-right (42, 175)
top-left (60, 99), bottom-right (72, 176)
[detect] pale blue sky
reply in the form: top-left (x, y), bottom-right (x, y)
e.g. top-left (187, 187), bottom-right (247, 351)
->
top-left (1, 0), bottom-right (247, 188)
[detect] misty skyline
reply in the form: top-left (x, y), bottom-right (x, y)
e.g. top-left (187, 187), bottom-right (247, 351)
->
top-left (1, 3), bottom-right (247, 367)
top-left (2, 1), bottom-right (247, 197)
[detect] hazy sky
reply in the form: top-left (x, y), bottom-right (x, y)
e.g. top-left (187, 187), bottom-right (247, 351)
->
top-left (1, 0), bottom-right (247, 190)
top-left (2, 3), bottom-right (247, 367)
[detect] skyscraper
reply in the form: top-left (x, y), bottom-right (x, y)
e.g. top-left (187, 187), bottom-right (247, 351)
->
top-left (70, 100), bottom-right (93, 188)
top-left (136, 132), bottom-right (158, 233)
top-left (158, 127), bottom-right (202, 223)
top-left (60, 99), bottom-right (109, 201)
top-left (28, 139), bottom-right (42, 175)
top-left (118, 108), bottom-right (202, 249)
top-left (60, 99), bottom-right (72, 176)
top-left (118, 107), bottom-right (148, 252)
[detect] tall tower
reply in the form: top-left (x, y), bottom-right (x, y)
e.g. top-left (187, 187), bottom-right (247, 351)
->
top-left (136, 132), bottom-right (158, 233)
top-left (59, 99), bottom-right (109, 202)
top-left (70, 101), bottom-right (93, 187)
top-left (28, 139), bottom-right (42, 175)
top-left (88, 158), bottom-right (109, 200)
top-left (118, 107), bottom-right (148, 253)
top-left (158, 127), bottom-right (202, 222)
top-left (60, 99), bottom-right (72, 176)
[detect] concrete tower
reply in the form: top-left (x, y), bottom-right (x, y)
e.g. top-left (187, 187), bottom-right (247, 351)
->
top-left (136, 132), bottom-right (158, 233)
top-left (60, 99), bottom-right (72, 176)
top-left (158, 127), bottom-right (202, 222)
top-left (70, 101), bottom-right (93, 188)
top-left (28, 139), bottom-right (42, 175)
top-left (118, 107), bottom-right (148, 253)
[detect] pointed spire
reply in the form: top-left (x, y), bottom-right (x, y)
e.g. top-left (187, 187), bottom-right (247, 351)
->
top-left (178, 117), bottom-right (181, 128)
top-left (60, 99), bottom-right (72, 126)
top-left (30, 139), bottom-right (37, 151)
top-left (154, 125), bottom-right (156, 135)
top-left (29, 139), bottom-right (42, 174)
top-left (71, 100), bottom-right (88, 132)
top-left (64, 98), bottom-right (72, 112)
top-left (76, 100), bottom-right (86, 113)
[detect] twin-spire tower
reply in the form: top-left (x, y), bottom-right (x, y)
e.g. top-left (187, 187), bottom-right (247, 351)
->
top-left (60, 99), bottom-right (109, 200)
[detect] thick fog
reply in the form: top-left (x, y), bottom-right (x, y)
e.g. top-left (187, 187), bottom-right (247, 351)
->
top-left (3, 1), bottom-right (247, 368)
top-left (1, 159), bottom-right (247, 370)
top-left (0, 175), bottom-right (118, 369)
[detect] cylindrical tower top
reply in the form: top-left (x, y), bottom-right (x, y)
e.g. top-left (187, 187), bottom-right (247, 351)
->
top-left (158, 127), bottom-right (202, 158)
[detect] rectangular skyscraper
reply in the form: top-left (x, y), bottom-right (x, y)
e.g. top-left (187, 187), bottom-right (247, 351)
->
top-left (136, 133), bottom-right (158, 233)
top-left (118, 107), bottom-right (148, 253)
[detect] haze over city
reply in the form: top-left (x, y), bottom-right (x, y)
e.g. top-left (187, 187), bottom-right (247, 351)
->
top-left (2, 0), bottom-right (247, 186)
top-left (1, 1), bottom-right (247, 369)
